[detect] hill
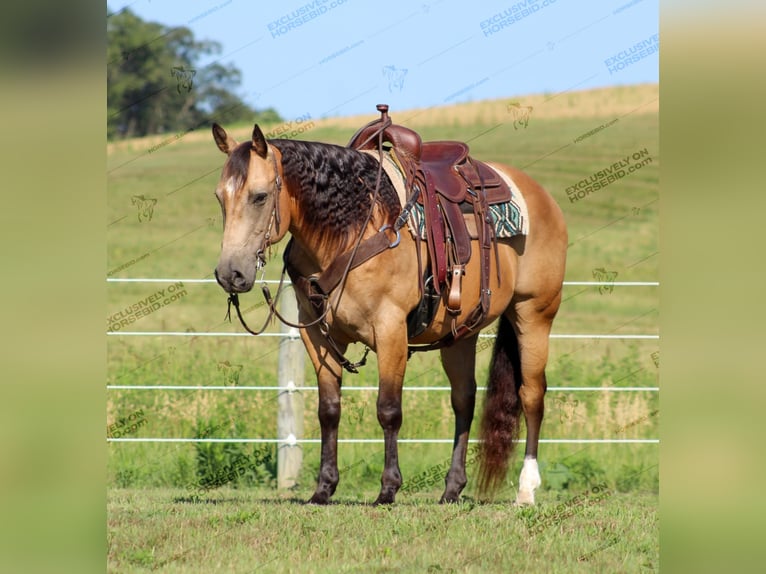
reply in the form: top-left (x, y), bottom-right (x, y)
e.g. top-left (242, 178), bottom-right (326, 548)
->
top-left (107, 83), bottom-right (658, 154)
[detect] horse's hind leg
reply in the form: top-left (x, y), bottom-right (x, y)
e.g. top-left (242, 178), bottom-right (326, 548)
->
top-left (512, 295), bottom-right (561, 505)
top-left (439, 334), bottom-right (479, 503)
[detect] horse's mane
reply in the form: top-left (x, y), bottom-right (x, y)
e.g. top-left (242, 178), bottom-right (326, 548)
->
top-left (269, 139), bottom-right (402, 253)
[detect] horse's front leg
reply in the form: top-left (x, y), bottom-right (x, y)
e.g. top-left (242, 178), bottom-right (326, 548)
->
top-left (301, 324), bottom-right (345, 505)
top-left (373, 337), bottom-right (409, 505)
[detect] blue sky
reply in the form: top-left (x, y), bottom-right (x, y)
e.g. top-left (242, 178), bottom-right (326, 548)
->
top-left (108, 0), bottom-right (658, 120)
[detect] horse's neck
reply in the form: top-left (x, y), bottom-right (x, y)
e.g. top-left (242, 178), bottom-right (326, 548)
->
top-left (282, 190), bottom-right (331, 273)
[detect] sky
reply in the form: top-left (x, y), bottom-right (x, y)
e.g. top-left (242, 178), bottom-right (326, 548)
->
top-left (107, 0), bottom-right (659, 121)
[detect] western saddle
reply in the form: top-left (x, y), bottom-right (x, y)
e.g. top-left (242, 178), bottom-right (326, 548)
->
top-left (348, 104), bottom-right (512, 346)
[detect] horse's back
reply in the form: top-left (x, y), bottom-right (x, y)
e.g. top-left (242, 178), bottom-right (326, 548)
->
top-left (487, 162), bottom-right (567, 301)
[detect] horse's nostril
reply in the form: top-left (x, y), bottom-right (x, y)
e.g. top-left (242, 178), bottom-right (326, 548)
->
top-left (231, 269), bottom-right (247, 290)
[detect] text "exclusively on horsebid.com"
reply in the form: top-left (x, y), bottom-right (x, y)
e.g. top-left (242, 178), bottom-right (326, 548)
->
top-left (605, 32), bottom-right (659, 75)
top-left (526, 481), bottom-right (612, 537)
top-left (479, 0), bottom-right (558, 37)
top-left (107, 282), bottom-right (187, 332)
top-left (565, 149), bottom-right (652, 204)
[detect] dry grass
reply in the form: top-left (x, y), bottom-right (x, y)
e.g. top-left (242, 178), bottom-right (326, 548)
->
top-left (328, 83), bottom-right (658, 128)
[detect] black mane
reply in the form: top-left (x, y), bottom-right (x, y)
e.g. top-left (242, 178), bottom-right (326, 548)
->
top-left (270, 139), bottom-right (401, 253)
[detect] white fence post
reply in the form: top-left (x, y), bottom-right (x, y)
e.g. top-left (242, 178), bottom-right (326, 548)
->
top-left (276, 289), bottom-right (304, 489)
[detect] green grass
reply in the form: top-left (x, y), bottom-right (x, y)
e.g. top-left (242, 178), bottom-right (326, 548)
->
top-left (107, 85), bottom-right (659, 572)
top-left (107, 487), bottom-right (658, 573)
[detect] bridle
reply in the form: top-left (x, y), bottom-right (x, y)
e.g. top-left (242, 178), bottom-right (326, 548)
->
top-left (223, 140), bottom-right (406, 372)
top-left (257, 149), bottom-right (282, 260)
top-left (224, 144), bottom-right (297, 335)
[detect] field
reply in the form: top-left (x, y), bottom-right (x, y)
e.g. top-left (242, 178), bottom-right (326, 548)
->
top-left (107, 84), bottom-right (659, 572)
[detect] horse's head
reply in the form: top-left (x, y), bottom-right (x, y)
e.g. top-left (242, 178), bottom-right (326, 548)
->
top-left (211, 123), bottom-right (289, 294)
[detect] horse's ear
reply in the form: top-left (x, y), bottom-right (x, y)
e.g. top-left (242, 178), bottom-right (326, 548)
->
top-left (251, 124), bottom-right (268, 158)
top-left (212, 123), bottom-right (237, 155)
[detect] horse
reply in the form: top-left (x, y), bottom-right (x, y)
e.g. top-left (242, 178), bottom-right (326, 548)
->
top-left (211, 121), bottom-right (567, 505)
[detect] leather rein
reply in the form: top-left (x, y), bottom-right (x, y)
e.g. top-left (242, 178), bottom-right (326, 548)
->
top-left (224, 136), bottom-right (414, 373)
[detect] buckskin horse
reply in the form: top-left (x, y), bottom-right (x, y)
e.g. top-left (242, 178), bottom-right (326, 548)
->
top-left (211, 105), bottom-right (567, 505)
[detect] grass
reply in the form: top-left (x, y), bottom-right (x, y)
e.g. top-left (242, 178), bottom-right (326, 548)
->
top-left (107, 84), bottom-right (659, 572)
top-left (107, 487), bottom-right (658, 573)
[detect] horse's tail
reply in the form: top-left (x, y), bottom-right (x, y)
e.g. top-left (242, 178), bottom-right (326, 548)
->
top-left (477, 313), bottom-right (522, 497)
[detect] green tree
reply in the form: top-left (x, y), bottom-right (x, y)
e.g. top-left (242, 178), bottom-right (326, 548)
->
top-left (107, 9), bottom-right (280, 139)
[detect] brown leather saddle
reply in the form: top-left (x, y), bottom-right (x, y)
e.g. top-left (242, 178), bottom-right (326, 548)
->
top-left (348, 104), bottom-right (511, 344)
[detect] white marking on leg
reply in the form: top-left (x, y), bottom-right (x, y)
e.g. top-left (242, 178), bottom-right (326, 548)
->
top-left (515, 456), bottom-right (541, 505)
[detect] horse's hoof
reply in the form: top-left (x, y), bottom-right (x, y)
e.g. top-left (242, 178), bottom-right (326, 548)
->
top-left (439, 494), bottom-right (460, 504)
top-left (373, 493), bottom-right (396, 506)
top-left (513, 492), bottom-right (536, 506)
top-left (307, 493), bottom-right (330, 505)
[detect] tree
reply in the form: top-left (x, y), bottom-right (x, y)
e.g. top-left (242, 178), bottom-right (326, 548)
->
top-left (107, 9), bottom-right (280, 139)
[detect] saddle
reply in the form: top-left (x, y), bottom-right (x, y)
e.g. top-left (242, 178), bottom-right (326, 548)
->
top-left (348, 104), bottom-right (511, 344)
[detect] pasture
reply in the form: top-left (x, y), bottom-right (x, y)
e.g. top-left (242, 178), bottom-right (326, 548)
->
top-left (107, 84), bottom-right (659, 572)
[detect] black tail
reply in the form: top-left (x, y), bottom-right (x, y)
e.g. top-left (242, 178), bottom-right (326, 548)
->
top-left (477, 314), bottom-right (523, 497)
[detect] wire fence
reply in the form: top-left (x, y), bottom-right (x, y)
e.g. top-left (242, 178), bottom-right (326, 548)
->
top-left (106, 277), bottom-right (659, 445)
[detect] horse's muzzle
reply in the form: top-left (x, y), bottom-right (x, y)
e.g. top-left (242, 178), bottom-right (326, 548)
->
top-left (214, 265), bottom-right (253, 294)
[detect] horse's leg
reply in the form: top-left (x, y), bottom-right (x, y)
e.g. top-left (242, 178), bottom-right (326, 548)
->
top-left (300, 324), bottom-right (345, 505)
top-left (373, 334), bottom-right (409, 505)
top-left (439, 334), bottom-right (479, 503)
top-left (513, 295), bottom-right (561, 506)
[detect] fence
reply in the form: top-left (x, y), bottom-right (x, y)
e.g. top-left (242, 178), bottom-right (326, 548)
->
top-left (106, 278), bottom-right (658, 341)
top-left (106, 277), bottom-right (659, 485)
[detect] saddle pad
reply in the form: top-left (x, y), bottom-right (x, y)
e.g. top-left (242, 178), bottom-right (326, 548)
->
top-left (360, 149), bottom-right (529, 239)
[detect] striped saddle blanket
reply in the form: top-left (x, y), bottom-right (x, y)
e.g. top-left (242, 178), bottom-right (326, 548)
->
top-left (362, 149), bottom-right (529, 240)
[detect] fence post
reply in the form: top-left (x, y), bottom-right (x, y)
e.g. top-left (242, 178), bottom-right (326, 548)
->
top-left (277, 289), bottom-right (304, 489)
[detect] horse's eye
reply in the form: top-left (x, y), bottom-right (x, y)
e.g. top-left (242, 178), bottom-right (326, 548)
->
top-left (251, 192), bottom-right (268, 206)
